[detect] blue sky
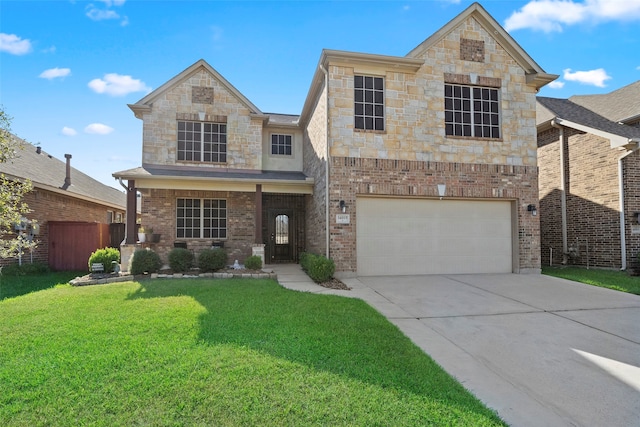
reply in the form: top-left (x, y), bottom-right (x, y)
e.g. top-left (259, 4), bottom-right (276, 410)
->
top-left (2, 0), bottom-right (640, 190)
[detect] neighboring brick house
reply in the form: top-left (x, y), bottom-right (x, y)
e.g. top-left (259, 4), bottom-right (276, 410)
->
top-left (115, 2), bottom-right (556, 276)
top-left (0, 135), bottom-right (128, 270)
top-left (537, 80), bottom-right (640, 271)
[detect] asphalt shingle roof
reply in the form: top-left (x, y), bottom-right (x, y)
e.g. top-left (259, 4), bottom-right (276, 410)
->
top-left (569, 80), bottom-right (640, 123)
top-left (0, 134), bottom-right (127, 209)
top-left (537, 96), bottom-right (640, 141)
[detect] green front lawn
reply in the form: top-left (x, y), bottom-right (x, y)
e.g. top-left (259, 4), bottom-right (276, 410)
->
top-left (0, 277), bottom-right (505, 426)
top-left (543, 266), bottom-right (640, 295)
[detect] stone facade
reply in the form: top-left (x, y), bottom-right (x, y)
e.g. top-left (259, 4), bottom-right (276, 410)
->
top-left (141, 69), bottom-right (263, 171)
top-left (538, 126), bottom-right (640, 269)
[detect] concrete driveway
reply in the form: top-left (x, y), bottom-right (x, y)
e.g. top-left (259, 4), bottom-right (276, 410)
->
top-left (346, 274), bottom-right (640, 427)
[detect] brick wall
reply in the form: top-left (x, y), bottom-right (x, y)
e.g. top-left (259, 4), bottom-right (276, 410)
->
top-left (140, 189), bottom-right (256, 266)
top-left (538, 125), bottom-right (636, 269)
top-left (328, 157), bottom-right (540, 273)
top-left (1, 188), bottom-right (125, 267)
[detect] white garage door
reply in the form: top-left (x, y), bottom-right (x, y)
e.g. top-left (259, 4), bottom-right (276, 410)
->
top-left (356, 198), bottom-right (513, 276)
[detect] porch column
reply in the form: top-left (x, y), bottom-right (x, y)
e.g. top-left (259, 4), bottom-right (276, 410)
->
top-left (126, 180), bottom-right (137, 244)
top-left (255, 184), bottom-right (262, 243)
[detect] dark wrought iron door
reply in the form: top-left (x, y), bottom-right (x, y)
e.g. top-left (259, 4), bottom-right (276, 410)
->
top-left (267, 209), bottom-right (293, 262)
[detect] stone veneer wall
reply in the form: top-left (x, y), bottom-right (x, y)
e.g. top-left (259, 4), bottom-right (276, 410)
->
top-left (141, 189), bottom-right (255, 266)
top-left (537, 126), bottom-right (636, 269)
top-left (326, 15), bottom-right (537, 168)
top-left (623, 149), bottom-right (640, 272)
top-left (328, 157), bottom-right (540, 274)
top-left (141, 68), bottom-right (263, 171)
top-left (303, 81), bottom-right (328, 257)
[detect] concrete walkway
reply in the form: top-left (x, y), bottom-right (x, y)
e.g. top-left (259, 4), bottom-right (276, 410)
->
top-left (269, 264), bottom-right (640, 427)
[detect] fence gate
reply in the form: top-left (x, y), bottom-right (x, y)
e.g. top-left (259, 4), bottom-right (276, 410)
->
top-left (48, 222), bottom-right (111, 271)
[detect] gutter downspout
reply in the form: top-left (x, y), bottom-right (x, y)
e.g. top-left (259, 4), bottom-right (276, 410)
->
top-left (319, 63), bottom-right (330, 259)
top-left (550, 120), bottom-right (568, 263)
top-left (618, 142), bottom-right (640, 270)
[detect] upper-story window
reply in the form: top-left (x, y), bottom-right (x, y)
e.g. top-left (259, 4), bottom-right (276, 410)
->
top-left (271, 134), bottom-right (292, 156)
top-left (354, 75), bottom-right (384, 131)
top-left (444, 84), bottom-right (500, 139)
top-left (177, 121), bottom-right (227, 163)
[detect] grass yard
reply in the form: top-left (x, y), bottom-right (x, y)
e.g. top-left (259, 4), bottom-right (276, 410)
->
top-left (0, 276), bottom-right (506, 426)
top-left (543, 266), bottom-right (640, 295)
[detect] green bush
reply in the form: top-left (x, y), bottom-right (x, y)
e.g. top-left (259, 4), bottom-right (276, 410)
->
top-left (0, 262), bottom-right (50, 276)
top-left (130, 249), bottom-right (162, 275)
top-left (244, 255), bottom-right (262, 270)
top-left (299, 252), bottom-right (335, 283)
top-left (168, 247), bottom-right (194, 273)
top-left (198, 248), bottom-right (228, 272)
top-left (88, 247), bottom-right (120, 273)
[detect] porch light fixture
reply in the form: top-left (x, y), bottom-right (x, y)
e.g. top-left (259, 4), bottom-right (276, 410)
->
top-left (527, 204), bottom-right (537, 216)
top-left (437, 184), bottom-right (446, 200)
top-left (339, 200), bottom-right (346, 213)
top-left (198, 111), bottom-right (206, 121)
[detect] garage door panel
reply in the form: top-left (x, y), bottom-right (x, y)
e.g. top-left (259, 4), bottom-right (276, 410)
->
top-left (357, 198), bottom-right (513, 276)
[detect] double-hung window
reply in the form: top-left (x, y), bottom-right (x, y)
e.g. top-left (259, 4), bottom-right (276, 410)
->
top-left (354, 75), bottom-right (384, 131)
top-left (176, 198), bottom-right (227, 239)
top-left (177, 121), bottom-right (227, 162)
top-left (444, 84), bottom-right (500, 139)
top-left (271, 134), bottom-right (292, 156)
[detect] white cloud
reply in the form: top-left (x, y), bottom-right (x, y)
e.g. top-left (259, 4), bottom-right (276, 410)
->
top-left (86, 1), bottom-right (128, 25)
top-left (88, 73), bottom-right (151, 96)
top-left (563, 68), bottom-right (612, 87)
top-left (39, 67), bottom-right (71, 80)
top-left (0, 33), bottom-right (33, 55)
top-left (61, 127), bottom-right (77, 136)
top-left (548, 80), bottom-right (565, 89)
top-left (505, 0), bottom-right (640, 32)
top-left (84, 123), bottom-right (114, 135)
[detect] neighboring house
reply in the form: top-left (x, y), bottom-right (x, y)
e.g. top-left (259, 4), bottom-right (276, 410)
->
top-left (115, 2), bottom-right (556, 276)
top-left (537, 80), bottom-right (640, 271)
top-left (0, 135), bottom-right (128, 270)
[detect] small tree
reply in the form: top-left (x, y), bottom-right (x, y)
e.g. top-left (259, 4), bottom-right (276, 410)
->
top-left (0, 107), bottom-right (36, 260)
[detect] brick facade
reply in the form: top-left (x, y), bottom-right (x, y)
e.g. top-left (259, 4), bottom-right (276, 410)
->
top-left (538, 126), bottom-right (640, 269)
top-left (328, 157), bottom-right (540, 273)
top-left (0, 188), bottom-right (125, 267)
top-left (140, 189), bottom-right (255, 265)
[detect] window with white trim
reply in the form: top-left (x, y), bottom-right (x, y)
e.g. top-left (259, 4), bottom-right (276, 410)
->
top-left (177, 121), bottom-right (227, 162)
top-left (176, 198), bottom-right (227, 239)
top-left (444, 84), bottom-right (500, 139)
top-left (271, 134), bottom-right (292, 156)
top-left (354, 75), bottom-right (384, 131)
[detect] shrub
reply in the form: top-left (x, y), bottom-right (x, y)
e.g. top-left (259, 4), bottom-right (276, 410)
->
top-left (198, 248), bottom-right (228, 272)
top-left (88, 247), bottom-right (120, 273)
top-left (130, 249), bottom-right (162, 275)
top-left (299, 252), bottom-right (335, 283)
top-left (168, 247), bottom-right (194, 273)
top-left (244, 255), bottom-right (262, 270)
top-left (0, 262), bottom-right (50, 276)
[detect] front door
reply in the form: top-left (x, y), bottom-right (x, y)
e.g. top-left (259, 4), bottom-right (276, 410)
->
top-left (267, 209), bottom-right (294, 263)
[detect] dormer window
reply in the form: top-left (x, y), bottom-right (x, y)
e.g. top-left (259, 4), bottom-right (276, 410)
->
top-left (271, 134), bottom-right (292, 156)
top-left (177, 120), bottom-right (227, 163)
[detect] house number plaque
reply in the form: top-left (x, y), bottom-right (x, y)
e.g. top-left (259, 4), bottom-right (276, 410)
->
top-left (336, 214), bottom-right (350, 224)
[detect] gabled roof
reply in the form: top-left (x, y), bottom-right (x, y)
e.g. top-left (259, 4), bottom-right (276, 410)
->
top-left (128, 59), bottom-right (263, 119)
top-left (569, 80), bottom-right (640, 124)
top-left (406, 2), bottom-right (557, 90)
top-left (0, 134), bottom-right (127, 210)
top-left (537, 96), bottom-right (640, 149)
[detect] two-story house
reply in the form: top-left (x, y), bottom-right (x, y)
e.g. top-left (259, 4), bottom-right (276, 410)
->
top-left (114, 2), bottom-right (556, 276)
